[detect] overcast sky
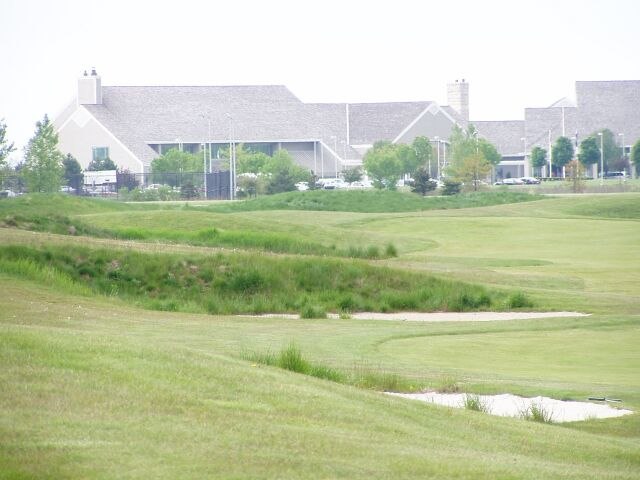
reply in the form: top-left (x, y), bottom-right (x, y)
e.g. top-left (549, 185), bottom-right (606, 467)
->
top-left (1, 0), bottom-right (639, 162)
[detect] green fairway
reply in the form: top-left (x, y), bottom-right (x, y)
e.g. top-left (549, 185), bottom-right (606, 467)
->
top-left (1, 192), bottom-right (639, 478)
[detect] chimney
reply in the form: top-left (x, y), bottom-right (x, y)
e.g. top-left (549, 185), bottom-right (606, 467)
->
top-left (447, 79), bottom-right (469, 123)
top-left (78, 67), bottom-right (102, 105)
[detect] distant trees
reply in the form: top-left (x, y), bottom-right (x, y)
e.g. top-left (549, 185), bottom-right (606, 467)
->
top-left (22, 115), bottom-right (64, 193)
top-left (530, 146), bottom-right (547, 174)
top-left (363, 142), bottom-right (403, 189)
top-left (447, 125), bottom-right (500, 189)
top-left (411, 167), bottom-right (437, 196)
top-left (87, 156), bottom-right (117, 171)
top-left (63, 153), bottom-right (83, 190)
top-left (551, 136), bottom-right (574, 172)
top-left (0, 119), bottom-right (15, 167)
top-left (578, 137), bottom-right (599, 168)
top-left (342, 166), bottom-right (363, 184)
top-left (632, 139), bottom-right (640, 175)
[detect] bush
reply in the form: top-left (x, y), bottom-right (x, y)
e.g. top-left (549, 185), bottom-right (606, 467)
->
top-left (442, 180), bottom-right (462, 195)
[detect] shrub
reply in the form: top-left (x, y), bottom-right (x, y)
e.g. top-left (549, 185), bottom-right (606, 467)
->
top-left (463, 394), bottom-right (490, 413)
top-left (507, 292), bottom-right (533, 309)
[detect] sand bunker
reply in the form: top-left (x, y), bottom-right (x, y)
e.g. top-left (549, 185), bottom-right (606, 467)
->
top-left (332, 311), bottom-right (589, 322)
top-left (386, 392), bottom-right (632, 422)
top-left (245, 312), bottom-right (589, 322)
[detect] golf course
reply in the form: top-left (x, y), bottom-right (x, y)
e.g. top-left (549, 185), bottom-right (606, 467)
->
top-left (1, 190), bottom-right (638, 479)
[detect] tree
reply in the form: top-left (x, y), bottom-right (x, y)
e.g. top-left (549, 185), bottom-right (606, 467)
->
top-left (551, 136), bottom-right (574, 172)
top-left (63, 153), bottom-right (83, 189)
top-left (448, 124), bottom-right (500, 185)
top-left (22, 115), bottom-right (64, 193)
top-left (566, 159), bottom-right (586, 193)
top-left (578, 137), bottom-right (599, 168)
top-left (87, 156), bottom-right (117, 171)
top-left (363, 142), bottom-right (403, 189)
top-left (342, 166), bottom-right (363, 184)
top-left (411, 167), bottom-right (437, 196)
top-left (151, 148), bottom-right (202, 186)
top-left (447, 151), bottom-right (492, 191)
top-left (264, 149), bottom-right (307, 194)
top-left (599, 129), bottom-right (619, 172)
top-left (530, 146), bottom-right (547, 175)
top-left (631, 139), bottom-right (640, 176)
top-left (0, 118), bottom-right (15, 167)
top-left (412, 136), bottom-right (433, 172)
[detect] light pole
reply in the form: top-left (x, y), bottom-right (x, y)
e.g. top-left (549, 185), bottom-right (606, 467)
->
top-left (619, 132), bottom-right (625, 163)
top-left (521, 137), bottom-right (527, 178)
top-left (598, 132), bottom-right (604, 186)
top-left (434, 136), bottom-right (440, 180)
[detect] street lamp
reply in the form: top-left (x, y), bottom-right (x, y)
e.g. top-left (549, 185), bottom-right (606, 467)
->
top-left (521, 137), bottom-right (527, 177)
top-left (434, 136), bottom-right (440, 180)
top-left (598, 132), bottom-right (604, 186)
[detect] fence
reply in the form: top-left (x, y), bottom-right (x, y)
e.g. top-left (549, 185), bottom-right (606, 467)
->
top-left (0, 171), bottom-right (232, 200)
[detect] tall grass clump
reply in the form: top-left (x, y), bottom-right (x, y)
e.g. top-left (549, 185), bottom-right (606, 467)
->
top-left (462, 394), bottom-right (490, 413)
top-left (0, 244), bottom-right (529, 315)
top-left (520, 403), bottom-right (555, 423)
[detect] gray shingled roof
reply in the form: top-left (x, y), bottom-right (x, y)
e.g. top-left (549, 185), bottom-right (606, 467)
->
top-left (576, 80), bottom-right (640, 146)
top-left (83, 85), bottom-right (315, 166)
top-left (524, 106), bottom-right (578, 151)
top-left (347, 102), bottom-right (432, 145)
top-left (473, 120), bottom-right (525, 156)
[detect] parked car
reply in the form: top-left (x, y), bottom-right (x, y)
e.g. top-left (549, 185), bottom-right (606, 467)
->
top-left (0, 189), bottom-right (17, 198)
top-left (520, 177), bottom-right (540, 184)
top-left (60, 186), bottom-right (76, 193)
top-left (295, 181), bottom-right (309, 191)
top-left (502, 178), bottom-right (524, 185)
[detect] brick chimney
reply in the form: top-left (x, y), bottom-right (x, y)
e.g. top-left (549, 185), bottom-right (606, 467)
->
top-left (78, 67), bottom-right (102, 105)
top-left (447, 79), bottom-right (469, 123)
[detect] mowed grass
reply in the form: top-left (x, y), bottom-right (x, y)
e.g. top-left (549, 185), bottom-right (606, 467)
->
top-left (1, 279), bottom-right (639, 479)
top-left (1, 192), bottom-right (639, 478)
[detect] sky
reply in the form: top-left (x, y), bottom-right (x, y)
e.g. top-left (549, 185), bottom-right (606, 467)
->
top-left (1, 0), bottom-right (639, 162)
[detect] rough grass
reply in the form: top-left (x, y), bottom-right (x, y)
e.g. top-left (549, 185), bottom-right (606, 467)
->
top-left (0, 244), bottom-right (519, 315)
top-left (207, 189), bottom-right (544, 213)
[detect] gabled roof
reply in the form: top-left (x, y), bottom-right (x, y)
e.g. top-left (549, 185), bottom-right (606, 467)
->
top-left (82, 85), bottom-right (312, 165)
top-left (473, 120), bottom-right (525, 156)
top-left (576, 80), bottom-right (640, 144)
top-left (347, 102), bottom-right (433, 145)
top-left (524, 106), bottom-right (578, 150)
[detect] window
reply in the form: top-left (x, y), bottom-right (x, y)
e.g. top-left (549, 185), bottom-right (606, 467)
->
top-left (92, 146), bottom-right (109, 162)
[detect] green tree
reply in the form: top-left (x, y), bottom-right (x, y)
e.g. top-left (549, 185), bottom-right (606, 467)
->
top-left (62, 153), bottom-right (83, 187)
top-left (22, 115), bottom-right (64, 193)
top-left (0, 118), bottom-right (15, 167)
top-left (530, 146), bottom-right (547, 174)
top-left (87, 156), bottom-right (117, 171)
top-left (264, 150), bottom-right (308, 194)
top-left (151, 148), bottom-right (202, 186)
top-left (447, 151), bottom-right (492, 191)
top-left (363, 142), bottom-right (403, 189)
top-left (410, 166), bottom-right (437, 196)
top-left (631, 139), bottom-right (640, 176)
top-left (342, 166), bottom-right (363, 184)
top-left (412, 136), bottom-right (433, 170)
top-left (551, 136), bottom-right (574, 171)
top-left (578, 137), bottom-right (599, 167)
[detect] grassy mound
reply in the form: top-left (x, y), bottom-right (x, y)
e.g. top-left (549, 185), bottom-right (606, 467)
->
top-left (0, 244), bottom-right (528, 315)
top-left (209, 189), bottom-right (544, 213)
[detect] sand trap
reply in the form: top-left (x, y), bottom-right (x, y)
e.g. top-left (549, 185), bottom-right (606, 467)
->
top-left (386, 392), bottom-right (633, 422)
top-left (332, 311), bottom-right (589, 322)
top-left (244, 312), bottom-right (589, 322)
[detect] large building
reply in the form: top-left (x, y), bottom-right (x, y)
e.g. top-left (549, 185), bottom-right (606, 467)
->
top-left (475, 80), bottom-right (640, 179)
top-left (54, 69), bottom-right (466, 177)
top-left (54, 71), bottom-right (640, 180)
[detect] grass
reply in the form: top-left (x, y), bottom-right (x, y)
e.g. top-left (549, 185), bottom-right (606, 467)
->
top-left (0, 243), bottom-right (520, 315)
top-left (207, 189), bottom-right (544, 213)
top-left (1, 192), bottom-right (640, 478)
top-left (463, 394), bottom-right (491, 413)
top-left (520, 403), bottom-right (555, 423)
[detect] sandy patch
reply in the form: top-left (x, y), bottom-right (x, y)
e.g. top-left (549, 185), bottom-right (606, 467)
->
top-left (243, 312), bottom-right (589, 322)
top-left (386, 392), bottom-right (633, 422)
